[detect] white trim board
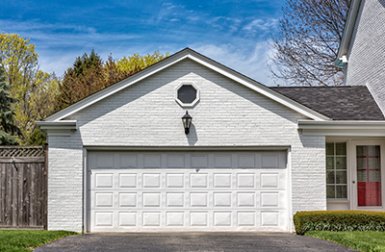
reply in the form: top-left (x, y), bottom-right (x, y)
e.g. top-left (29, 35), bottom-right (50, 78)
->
top-left (298, 120), bottom-right (385, 136)
top-left (44, 48), bottom-right (329, 122)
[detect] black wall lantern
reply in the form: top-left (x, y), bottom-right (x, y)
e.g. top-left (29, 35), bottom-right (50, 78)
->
top-left (182, 111), bottom-right (192, 134)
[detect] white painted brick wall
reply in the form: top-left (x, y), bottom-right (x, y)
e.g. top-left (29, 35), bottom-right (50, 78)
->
top-left (47, 59), bottom-right (326, 231)
top-left (47, 132), bottom-right (83, 232)
top-left (346, 0), bottom-right (385, 114)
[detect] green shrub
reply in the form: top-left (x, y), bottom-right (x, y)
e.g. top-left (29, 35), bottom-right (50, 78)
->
top-left (294, 211), bottom-right (385, 235)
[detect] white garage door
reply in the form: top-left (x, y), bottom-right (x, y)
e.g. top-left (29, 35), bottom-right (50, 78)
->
top-left (88, 151), bottom-right (289, 232)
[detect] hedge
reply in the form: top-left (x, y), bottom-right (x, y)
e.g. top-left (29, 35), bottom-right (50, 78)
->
top-left (294, 210), bottom-right (385, 235)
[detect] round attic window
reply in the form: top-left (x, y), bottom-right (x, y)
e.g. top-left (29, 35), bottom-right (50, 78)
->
top-left (176, 84), bottom-right (199, 107)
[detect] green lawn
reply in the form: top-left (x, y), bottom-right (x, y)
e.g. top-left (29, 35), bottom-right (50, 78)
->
top-left (307, 231), bottom-right (385, 252)
top-left (0, 230), bottom-right (76, 252)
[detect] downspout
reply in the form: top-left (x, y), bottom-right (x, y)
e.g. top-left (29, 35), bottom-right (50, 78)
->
top-left (335, 0), bottom-right (363, 68)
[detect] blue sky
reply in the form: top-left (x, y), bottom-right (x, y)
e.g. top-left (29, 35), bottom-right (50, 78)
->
top-left (1, 0), bottom-right (283, 85)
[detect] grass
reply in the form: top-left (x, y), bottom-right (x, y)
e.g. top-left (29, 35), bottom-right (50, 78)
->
top-left (306, 231), bottom-right (385, 252)
top-left (0, 230), bottom-right (76, 252)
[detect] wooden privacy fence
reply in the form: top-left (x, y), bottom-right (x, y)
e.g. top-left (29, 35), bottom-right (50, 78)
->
top-left (0, 146), bottom-right (47, 229)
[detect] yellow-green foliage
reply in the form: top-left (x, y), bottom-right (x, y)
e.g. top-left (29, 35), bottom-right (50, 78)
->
top-left (294, 211), bottom-right (385, 235)
top-left (116, 51), bottom-right (168, 75)
top-left (0, 34), bottom-right (60, 145)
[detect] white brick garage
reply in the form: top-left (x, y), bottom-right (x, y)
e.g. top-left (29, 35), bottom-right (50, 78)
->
top-left (40, 49), bottom-right (327, 232)
top-left (88, 151), bottom-right (289, 232)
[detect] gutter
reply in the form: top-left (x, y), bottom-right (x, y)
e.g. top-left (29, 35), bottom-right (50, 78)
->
top-left (335, 0), bottom-right (363, 68)
top-left (298, 120), bottom-right (385, 130)
top-left (298, 120), bottom-right (385, 136)
top-left (36, 120), bottom-right (77, 130)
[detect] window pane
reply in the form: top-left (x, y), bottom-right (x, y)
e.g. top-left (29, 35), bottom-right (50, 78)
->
top-left (336, 143), bottom-right (346, 155)
top-left (327, 170), bottom-right (335, 184)
top-left (357, 170), bottom-right (367, 182)
top-left (357, 146), bottom-right (364, 157)
top-left (327, 185), bottom-right (335, 198)
top-left (177, 85), bottom-right (197, 104)
top-left (326, 157), bottom-right (334, 169)
top-left (369, 170), bottom-right (381, 182)
top-left (326, 143), bottom-right (334, 155)
top-left (336, 171), bottom-right (347, 184)
top-left (336, 157), bottom-right (346, 170)
top-left (336, 185), bottom-right (347, 198)
top-left (367, 146), bottom-right (380, 156)
top-left (357, 157), bottom-right (365, 170)
top-left (368, 157), bottom-right (380, 170)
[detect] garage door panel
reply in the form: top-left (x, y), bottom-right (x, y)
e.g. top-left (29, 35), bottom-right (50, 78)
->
top-left (190, 173), bottom-right (208, 188)
top-left (191, 154), bottom-right (208, 168)
top-left (213, 192), bottom-right (231, 207)
top-left (143, 173), bottom-right (161, 188)
top-left (119, 154), bottom-right (137, 168)
top-left (237, 173), bottom-right (255, 188)
top-left (119, 192), bottom-right (136, 207)
top-left (213, 154), bottom-right (232, 168)
top-left (119, 173), bottom-right (137, 188)
top-left (166, 173), bottom-right (184, 188)
top-left (166, 212), bottom-right (184, 226)
top-left (94, 173), bottom-right (114, 188)
top-left (166, 154), bottom-right (185, 168)
top-left (143, 154), bottom-right (161, 168)
top-left (118, 212), bottom-right (136, 226)
top-left (89, 151), bottom-right (288, 231)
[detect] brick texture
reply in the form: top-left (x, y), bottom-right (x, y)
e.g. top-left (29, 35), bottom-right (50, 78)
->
top-left (47, 59), bottom-right (326, 232)
top-left (345, 0), bottom-right (385, 114)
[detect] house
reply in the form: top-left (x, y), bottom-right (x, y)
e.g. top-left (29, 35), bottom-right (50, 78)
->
top-left (38, 45), bottom-right (385, 232)
top-left (337, 0), bottom-right (385, 112)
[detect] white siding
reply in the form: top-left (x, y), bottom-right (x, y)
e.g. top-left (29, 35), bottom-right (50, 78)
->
top-left (47, 59), bottom-right (326, 232)
top-left (345, 0), bottom-right (385, 113)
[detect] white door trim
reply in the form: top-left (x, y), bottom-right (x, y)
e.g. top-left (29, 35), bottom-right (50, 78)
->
top-left (85, 150), bottom-right (290, 232)
top-left (349, 140), bottom-right (385, 210)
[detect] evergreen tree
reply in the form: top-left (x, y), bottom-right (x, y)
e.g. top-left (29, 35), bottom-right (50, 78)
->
top-left (57, 50), bottom-right (105, 109)
top-left (0, 65), bottom-right (20, 145)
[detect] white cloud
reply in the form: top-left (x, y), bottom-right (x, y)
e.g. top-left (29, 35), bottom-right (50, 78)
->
top-left (243, 18), bottom-right (278, 32)
top-left (0, 19), bottom-right (282, 85)
top-left (0, 19), bottom-right (140, 49)
top-left (192, 42), bottom-right (281, 86)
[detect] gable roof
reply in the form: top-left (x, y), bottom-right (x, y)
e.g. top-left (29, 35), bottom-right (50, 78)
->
top-left (336, 0), bottom-right (362, 67)
top-left (271, 86), bottom-right (384, 120)
top-left (45, 48), bottom-right (329, 122)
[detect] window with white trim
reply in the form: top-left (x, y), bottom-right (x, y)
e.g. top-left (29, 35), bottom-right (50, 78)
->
top-left (175, 84), bottom-right (199, 107)
top-left (326, 142), bottom-right (348, 199)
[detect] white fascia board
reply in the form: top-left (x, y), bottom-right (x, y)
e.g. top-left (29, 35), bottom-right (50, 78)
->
top-left (298, 120), bottom-right (385, 136)
top-left (45, 48), bottom-right (329, 122)
top-left (36, 120), bottom-right (77, 130)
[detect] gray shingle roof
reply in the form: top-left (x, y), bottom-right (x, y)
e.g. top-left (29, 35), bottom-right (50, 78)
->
top-left (270, 86), bottom-right (384, 120)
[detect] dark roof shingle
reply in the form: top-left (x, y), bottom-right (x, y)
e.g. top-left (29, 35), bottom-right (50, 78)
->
top-left (270, 86), bottom-right (384, 120)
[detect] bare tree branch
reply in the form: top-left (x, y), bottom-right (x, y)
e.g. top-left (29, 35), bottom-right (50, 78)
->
top-left (272, 0), bottom-right (350, 86)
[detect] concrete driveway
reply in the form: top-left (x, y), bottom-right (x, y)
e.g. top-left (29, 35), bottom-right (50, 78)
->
top-left (35, 232), bottom-right (355, 252)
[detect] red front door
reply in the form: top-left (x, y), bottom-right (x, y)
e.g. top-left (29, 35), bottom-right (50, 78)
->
top-left (356, 145), bottom-right (382, 207)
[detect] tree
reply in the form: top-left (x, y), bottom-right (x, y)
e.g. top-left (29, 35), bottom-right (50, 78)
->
top-left (57, 50), bottom-right (105, 110)
top-left (25, 71), bottom-right (60, 145)
top-left (115, 51), bottom-right (167, 79)
top-left (0, 34), bottom-right (59, 144)
top-left (272, 0), bottom-right (350, 86)
top-left (57, 51), bottom-right (168, 109)
top-left (104, 55), bottom-right (123, 86)
top-left (0, 65), bottom-right (20, 145)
